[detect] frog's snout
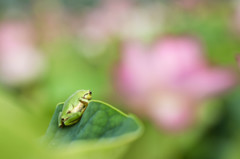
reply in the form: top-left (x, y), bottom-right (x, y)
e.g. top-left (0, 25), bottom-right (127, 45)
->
top-left (84, 91), bottom-right (92, 100)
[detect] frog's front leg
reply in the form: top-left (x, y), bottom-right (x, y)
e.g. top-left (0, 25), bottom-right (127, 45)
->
top-left (79, 98), bottom-right (89, 106)
top-left (58, 112), bottom-right (63, 127)
top-left (63, 111), bottom-right (83, 126)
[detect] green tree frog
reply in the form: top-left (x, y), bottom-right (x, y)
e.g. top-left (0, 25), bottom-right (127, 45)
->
top-left (58, 90), bottom-right (92, 127)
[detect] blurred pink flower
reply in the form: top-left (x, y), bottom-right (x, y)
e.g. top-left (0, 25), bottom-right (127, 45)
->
top-left (0, 21), bottom-right (46, 86)
top-left (78, 0), bottom-right (164, 43)
top-left (115, 36), bottom-right (235, 131)
top-left (80, 0), bottom-right (131, 41)
top-left (174, 0), bottom-right (201, 9)
top-left (73, 0), bottom-right (164, 59)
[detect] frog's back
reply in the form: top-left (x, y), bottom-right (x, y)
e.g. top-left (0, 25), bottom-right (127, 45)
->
top-left (62, 92), bottom-right (78, 114)
top-left (61, 90), bottom-right (88, 114)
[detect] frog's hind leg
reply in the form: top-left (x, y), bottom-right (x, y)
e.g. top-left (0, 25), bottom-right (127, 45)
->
top-left (65, 118), bottom-right (80, 125)
top-left (63, 112), bottom-right (83, 126)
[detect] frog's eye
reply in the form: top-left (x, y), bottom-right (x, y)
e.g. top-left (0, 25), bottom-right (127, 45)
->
top-left (89, 91), bottom-right (92, 95)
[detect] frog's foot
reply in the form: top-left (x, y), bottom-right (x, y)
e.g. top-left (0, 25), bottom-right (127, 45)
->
top-left (60, 119), bottom-right (65, 128)
top-left (58, 112), bottom-right (64, 128)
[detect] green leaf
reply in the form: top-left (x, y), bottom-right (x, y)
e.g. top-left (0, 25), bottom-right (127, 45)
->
top-left (43, 100), bottom-right (143, 159)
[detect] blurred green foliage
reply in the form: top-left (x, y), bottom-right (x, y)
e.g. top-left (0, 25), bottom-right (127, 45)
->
top-left (0, 1), bottom-right (240, 159)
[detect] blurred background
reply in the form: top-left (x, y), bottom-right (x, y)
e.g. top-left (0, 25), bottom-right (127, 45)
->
top-left (1, 0), bottom-right (240, 159)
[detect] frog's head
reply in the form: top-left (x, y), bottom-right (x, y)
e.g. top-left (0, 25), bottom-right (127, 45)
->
top-left (82, 90), bottom-right (92, 100)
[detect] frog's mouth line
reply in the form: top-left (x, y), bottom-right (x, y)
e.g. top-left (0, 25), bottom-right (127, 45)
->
top-left (83, 91), bottom-right (92, 100)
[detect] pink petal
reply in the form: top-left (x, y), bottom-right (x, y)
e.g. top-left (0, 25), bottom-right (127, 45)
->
top-left (116, 43), bottom-right (149, 93)
top-left (148, 93), bottom-right (196, 131)
top-left (0, 21), bottom-right (45, 86)
top-left (178, 68), bottom-right (236, 98)
top-left (150, 36), bottom-right (206, 83)
top-left (0, 21), bottom-right (34, 52)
